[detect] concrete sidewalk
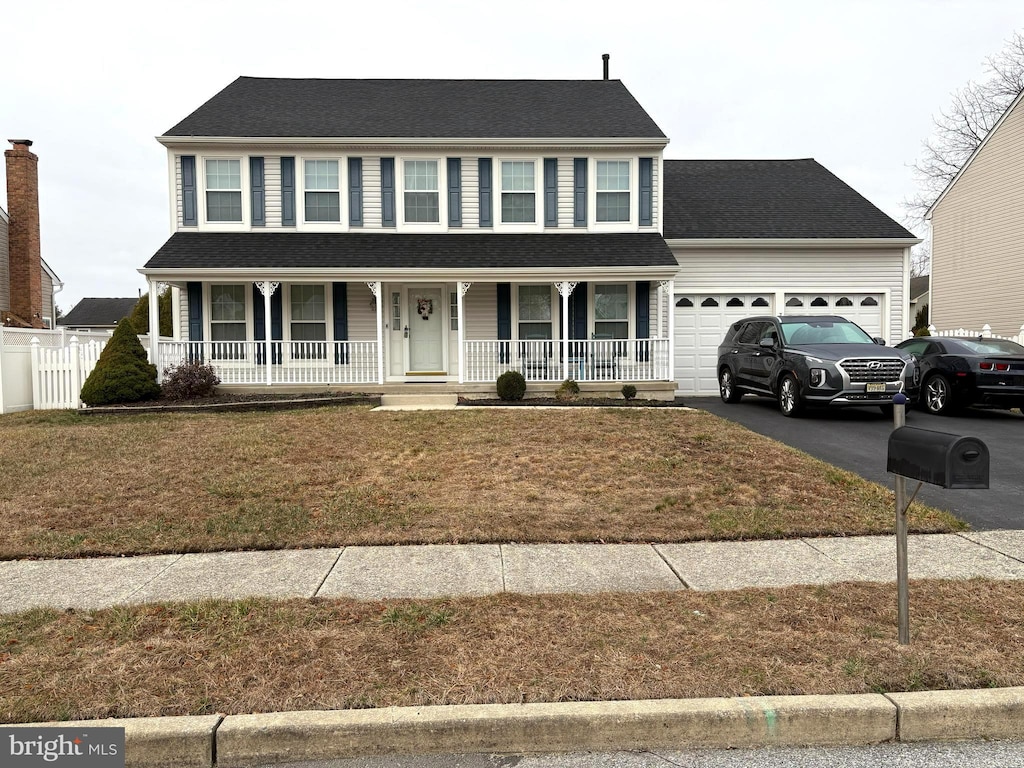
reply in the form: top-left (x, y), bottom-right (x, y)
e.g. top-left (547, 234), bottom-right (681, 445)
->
top-left (1, 530), bottom-right (1022, 613)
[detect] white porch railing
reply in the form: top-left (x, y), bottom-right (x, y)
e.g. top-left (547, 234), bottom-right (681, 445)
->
top-left (157, 340), bottom-right (380, 386)
top-left (462, 338), bottom-right (671, 383)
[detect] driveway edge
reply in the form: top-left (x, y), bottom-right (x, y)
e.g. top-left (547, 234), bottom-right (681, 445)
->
top-left (885, 686), bottom-right (1024, 742)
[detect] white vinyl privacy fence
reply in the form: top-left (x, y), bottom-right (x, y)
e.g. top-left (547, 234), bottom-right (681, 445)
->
top-left (909, 324), bottom-right (1024, 344)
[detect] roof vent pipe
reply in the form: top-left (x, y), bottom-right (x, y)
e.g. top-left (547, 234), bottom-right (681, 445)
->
top-left (602, 53), bottom-right (610, 80)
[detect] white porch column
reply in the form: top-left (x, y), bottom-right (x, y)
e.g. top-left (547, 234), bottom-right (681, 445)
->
top-left (147, 279), bottom-right (160, 380)
top-left (666, 278), bottom-right (675, 383)
top-left (367, 281), bottom-right (383, 384)
top-left (457, 282), bottom-right (471, 384)
top-left (255, 281), bottom-right (279, 386)
top-left (554, 281), bottom-right (578, 381)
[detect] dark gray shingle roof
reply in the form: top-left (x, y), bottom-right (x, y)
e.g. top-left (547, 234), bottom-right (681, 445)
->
top-left (164, 77), bottom-right (666, 139)
top-left (662, 159), bottom-right (915, 240)
top-left (144, 233), bottom-right (677, 270)
top-left (59, 298), bottom-right (137, 327)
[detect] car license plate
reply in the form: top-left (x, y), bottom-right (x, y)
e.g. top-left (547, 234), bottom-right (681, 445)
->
top-left (865, 382), bottom-right (886, 393)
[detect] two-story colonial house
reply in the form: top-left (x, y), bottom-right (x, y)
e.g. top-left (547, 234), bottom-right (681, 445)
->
top-left (142, 73), bottom-right (917, 397)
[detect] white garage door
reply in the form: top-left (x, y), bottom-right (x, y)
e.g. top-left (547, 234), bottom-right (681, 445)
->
top-left (674, 294), bottom-right (774, 395)
top-left (782, 294), bottom-right (884, 338)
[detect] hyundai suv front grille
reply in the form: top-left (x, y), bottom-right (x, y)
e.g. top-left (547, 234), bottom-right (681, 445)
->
top-left (840, 359), bottom-right (906, 382)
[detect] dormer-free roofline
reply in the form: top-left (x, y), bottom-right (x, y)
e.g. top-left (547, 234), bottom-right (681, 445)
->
top-left (156, 135), bottom-right (670, 149)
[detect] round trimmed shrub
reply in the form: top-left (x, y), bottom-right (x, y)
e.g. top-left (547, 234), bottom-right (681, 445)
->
top-left (79, 318), bottom-right (161, 406)
top-left (555, 378), bottom-right (580, 402)
top-left (496, 371), bottom-right (527, 401)
top-left (621, 384), bottom-right (638, 400)
top-left (161, 360), bottom-right (221, 401)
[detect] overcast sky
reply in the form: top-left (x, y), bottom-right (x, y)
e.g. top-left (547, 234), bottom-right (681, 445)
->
top-left (1, 0), bottom-right (1020, 311)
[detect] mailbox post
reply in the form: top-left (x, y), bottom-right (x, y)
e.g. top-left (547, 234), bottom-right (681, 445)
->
top-left (886, 395), bottom-right (989, 645)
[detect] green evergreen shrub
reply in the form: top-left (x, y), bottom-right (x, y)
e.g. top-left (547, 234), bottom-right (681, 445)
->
top-left (130, 285), bottom-right (173, 337)
top-left (161, 360), bottom-right (221, 400)
top-left (555, 378), bottom-right (580, 402)
top-left (79, 318), bottom-right (161, 406)
top-left (496, 371), bottom-right (527, 401)
top-left (621, 384), bottom-right (638, 400)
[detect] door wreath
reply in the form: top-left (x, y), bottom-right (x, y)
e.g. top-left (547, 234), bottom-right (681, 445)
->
top-left (417, 298), bottom-right (433, 319)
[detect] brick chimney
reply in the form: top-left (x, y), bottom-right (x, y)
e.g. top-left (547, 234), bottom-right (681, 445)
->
top-left (5, 139), bottom-right (43, 327)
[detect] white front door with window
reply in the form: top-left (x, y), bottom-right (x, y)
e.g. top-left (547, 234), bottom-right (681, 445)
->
top-left (407, 286), bottom-right (445, 373)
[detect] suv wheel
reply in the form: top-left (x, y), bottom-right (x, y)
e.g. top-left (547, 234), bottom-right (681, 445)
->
top-left (719, 367), bottom-right (742, 403)
top-left (778, 374), bottom-right (804, 417)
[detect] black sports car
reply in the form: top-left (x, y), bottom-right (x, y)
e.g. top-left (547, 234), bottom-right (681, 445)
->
top-left (895, 336), bottom-right (1024, 415)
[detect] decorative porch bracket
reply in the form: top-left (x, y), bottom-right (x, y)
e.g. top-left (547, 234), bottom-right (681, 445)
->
top-left (366, 281), bottom-right (384, 384)
top-left (554, 282), bottom-right (579, 382)
top-left (254, 281), bottom-right (280, 386)
top-left (457, 282), bottom-right (472, 384)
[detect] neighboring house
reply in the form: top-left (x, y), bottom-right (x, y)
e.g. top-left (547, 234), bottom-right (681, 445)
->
top-left (909, 275), bottom-right (929, 317)
top-left (141, 72), bottom-right (916, 396)
top-left (58, 297), bottom-right (138, 332)
top-left (2, 140), bottom-right (63, 329)
top-left (927, 89), bottom-right (1024, 337)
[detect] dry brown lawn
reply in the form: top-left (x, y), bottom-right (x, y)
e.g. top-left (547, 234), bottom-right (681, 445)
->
top-left (0, 406), bottom-right (961, 559)
top-left (1, 580), bottom-right (1021, 723)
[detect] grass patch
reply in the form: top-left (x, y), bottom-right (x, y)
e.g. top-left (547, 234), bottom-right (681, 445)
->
top-left (0, 407), bottom-right (963, 559)
top-left (0, 579), bottom-right (1020, 723)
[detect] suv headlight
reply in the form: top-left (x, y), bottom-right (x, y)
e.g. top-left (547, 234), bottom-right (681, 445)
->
top-left (810, 368), bottom-right (827, 387)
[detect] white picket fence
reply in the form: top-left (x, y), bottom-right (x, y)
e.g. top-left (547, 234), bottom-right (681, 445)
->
top-left (909, 323), bottom-right (1024, 345)
top-left (31, 337), bottom-right (107, 409)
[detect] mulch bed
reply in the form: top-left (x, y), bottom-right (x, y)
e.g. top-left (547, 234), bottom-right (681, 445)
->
top-left (78, 392), bottom-right (380, 415)
top-left (461, 397), bottom-right (688, 408)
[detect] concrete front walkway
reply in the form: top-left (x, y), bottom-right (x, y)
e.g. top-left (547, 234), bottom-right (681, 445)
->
top-left (2, 531), bottom-right (1022, 613)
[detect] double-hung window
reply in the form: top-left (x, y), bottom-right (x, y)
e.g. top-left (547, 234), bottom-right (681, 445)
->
top-left (594, 284), bottom-right (629, 339)
top-left (205, 159), bottom-right (242, 222)
top-left (304, 160), bottom-right (340, 222)
top-left (596, 160), bottom-right (630, 222)
top-left (403, 160), bottom-right (439, 223)
top-left (210, 284), bottom-right (247, 358)
top-left (518, 285), bottom-right (552, 339)
top-left (290, 285), bottom-right (327, 359)
top-left (501, 161), bottom-right (536, 223)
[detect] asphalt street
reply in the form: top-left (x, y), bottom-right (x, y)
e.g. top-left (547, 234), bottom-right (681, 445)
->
top-left (248, 740), bottom-right (1024, 767)
top-left (688, 395), bottom-right (1024, 531)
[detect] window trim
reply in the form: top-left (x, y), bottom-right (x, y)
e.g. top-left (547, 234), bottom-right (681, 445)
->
top-left (206, 282), bottom-right (251, 360)
top-left (590, 282), bottom-right (633, 339)
top-left (514, 283), bottom-right (555, 340)
top-left (198, 156), bottom-right (250, 229)
top-left (284, 282), bottom-right (333, 363)
top-left (587, 157), bottom-right (639, 231)
top-left (397, 157), bottom-right (447, 231)
top-left (496, 157), bottom-right (543, 232)
top-left (296, 156), bottom-right (348, 231)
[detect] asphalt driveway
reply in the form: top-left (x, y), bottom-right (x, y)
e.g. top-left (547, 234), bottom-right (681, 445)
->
top-left (689, 396), bottom-right (1024, 531)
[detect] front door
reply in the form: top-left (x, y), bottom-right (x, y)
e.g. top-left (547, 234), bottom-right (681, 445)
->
top-left (407, 286), bottom-right (445, 373)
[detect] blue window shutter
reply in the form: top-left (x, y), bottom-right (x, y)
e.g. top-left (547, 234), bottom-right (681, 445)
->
top-left (478, 158), bottom-right (493, 227)
top-left (181, 156), bottom-right (197, 227)
top-left (281, 157), bottom-right (296, 226)
top-left (570, 282), bottom-right (587, 339)
top-left (250, 157), bottom-right (265, 227)
top-left (636, 280), bottom-right (651, 362)
top-left (544, 158), bottom-right (558, 227)
top-left (381, 158), bottom-right (395, 227)
top-left (496, 282), bottom-right (511, 363)
top-left (349, 158), bottom-right (363, 227)
top-left (187, 281), bottom-right (203, 344)
top-left (333, 282), bottom-right (349, 363)
top-left (639, 157), bottom-right (653, 227)
top-left (270, 289), bottom-right (283, 364)
top-left (448, 157), bottom-right (462, 227)
top-left (573, 158), bottom-right (587, 227)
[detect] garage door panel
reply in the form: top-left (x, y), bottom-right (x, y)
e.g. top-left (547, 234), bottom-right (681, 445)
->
top-left (783, 294), bottom-right (883, 338)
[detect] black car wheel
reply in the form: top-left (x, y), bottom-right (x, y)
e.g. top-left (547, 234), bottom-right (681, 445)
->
top-left (923, 374), bottom-right (955, 415)
top-left (778, 374), bottom-right (804, 417)
top-left (719, 367), bottom-right (742, 403)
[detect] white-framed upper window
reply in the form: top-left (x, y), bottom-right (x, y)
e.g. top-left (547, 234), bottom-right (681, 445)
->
top-left (593, 283), bottom-right (629, 339)
top-left (501, 160), bottom-right (537, 224)
top-left (403, 160), bottom-right (439, 223)
top-left (289, 284), bottom-right (327, 359)
top-left (205, 159), bottom-right (242, 222)
top-left (304, 160), bottom-right (340, 223)
top-left (596, 160), bottom-right (630, 223)
top-left (517, 284), bottom-right (552, 339)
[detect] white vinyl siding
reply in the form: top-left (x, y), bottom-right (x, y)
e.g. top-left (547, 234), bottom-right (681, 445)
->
top-left (648, 158), bottom-right (659, 231)
top-left (930, 96), bottom-right (1024, 337)
top-left (174, 155), bottom-right (184, 229)
top-left (461, 158), bottom-right (479, 228)
top-left (463, 283), bottom-right (497, 340)
top-left (347, 283), bottom-right (378, 341)
top-left (265, 157), bottom-right (282, 227)
top-left (557, 156), bottom-right (573, 227)
top-left (178, 289), bottom-right (189, 341)
top-left (363, 158), bottom-right (382, 228)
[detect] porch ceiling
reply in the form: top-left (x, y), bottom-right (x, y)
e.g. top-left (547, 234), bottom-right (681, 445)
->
top-left (141, 232), bottom-right (680, 282)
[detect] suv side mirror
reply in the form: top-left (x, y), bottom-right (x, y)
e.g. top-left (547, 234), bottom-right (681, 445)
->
top-left (873, 337), bottom-right (886, 345)
top-left (759, 337), bottom-right (776, 349)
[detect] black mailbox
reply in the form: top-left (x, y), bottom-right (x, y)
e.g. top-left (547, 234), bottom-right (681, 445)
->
top-left (887, 426), bottom-right (989, 489)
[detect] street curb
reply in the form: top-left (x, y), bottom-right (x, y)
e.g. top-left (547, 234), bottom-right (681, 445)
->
top-left (213, 695), bottom-right (895, 766)
top-left (6, 714), bottom-right (222, 767)
top-left (885, 687), bottom-right (1024, 742)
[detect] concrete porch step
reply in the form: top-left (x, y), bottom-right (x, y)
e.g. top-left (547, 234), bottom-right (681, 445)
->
top-left (376, 393), bottom-right (459, 411)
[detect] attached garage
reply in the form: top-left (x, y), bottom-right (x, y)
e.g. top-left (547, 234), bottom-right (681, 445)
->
top-left (661, 159), bottom-right (920, 397)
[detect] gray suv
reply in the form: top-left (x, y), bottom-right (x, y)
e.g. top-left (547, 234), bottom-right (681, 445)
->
top-left (717, 315), bottom-right (918, 417)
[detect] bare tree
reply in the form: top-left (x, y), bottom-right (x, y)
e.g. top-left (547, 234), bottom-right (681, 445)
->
top-left (905, 32), bottom-right (1024, 227)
